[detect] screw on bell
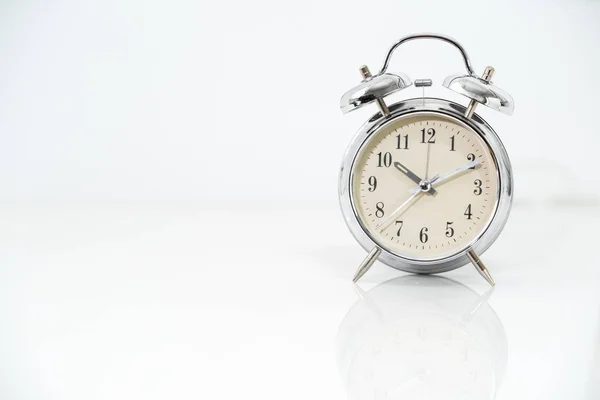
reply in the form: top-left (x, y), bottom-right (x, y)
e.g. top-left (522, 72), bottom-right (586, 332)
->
top-left (359, 65), bottom-right (390, 117)
top-left (359, 65), bottom-right (372, 79)
top-left (464, 66), bottom-right (495, 119)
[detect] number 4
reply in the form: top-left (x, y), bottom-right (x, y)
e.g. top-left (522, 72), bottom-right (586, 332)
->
top-left (464, 204), bottom-right (473, 220)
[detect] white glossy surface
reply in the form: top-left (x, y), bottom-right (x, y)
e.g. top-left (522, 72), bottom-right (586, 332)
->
top-left (2, 205), bottom-right (599, 399)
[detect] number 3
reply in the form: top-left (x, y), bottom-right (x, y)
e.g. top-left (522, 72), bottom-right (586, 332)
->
top-left (473, 179), bottom-right (482, 195)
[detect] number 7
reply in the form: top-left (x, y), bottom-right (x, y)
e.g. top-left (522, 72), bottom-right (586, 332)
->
top-left (395, 220), bottom-right (403, 237)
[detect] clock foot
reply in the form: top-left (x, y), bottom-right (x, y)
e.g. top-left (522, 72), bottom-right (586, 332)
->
top-left (466, 249), bottom-right (496, 286)
top-left (353, 247), bottom-right (381, 283)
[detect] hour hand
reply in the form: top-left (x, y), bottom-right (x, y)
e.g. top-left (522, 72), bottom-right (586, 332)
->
top-left (393, 161), bottom-right (437, 195)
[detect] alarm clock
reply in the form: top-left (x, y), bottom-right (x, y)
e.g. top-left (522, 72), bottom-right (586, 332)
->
top-left (338, 33), bottom-right (514, 285)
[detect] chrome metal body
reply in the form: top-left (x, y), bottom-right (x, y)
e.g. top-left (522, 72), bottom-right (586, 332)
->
top-left (358, 65), bottom-right (391, 116)
top-left (375, 33), bottom-right (514, 117)
top-left (445, 73), bottom-right (514, 116)
top-left (338, 98), bottom-right (513, 275)
top-left (340, 72), bottom-right (411, 114)
top-left (379, 33), bottom-right (475, 75)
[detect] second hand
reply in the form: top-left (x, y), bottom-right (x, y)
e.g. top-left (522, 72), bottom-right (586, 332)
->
top-left (424, 141), bottom-right (432, 180)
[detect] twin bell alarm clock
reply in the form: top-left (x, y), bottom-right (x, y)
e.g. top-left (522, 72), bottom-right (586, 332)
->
top-left (338, 33), bottom-right (514, 285)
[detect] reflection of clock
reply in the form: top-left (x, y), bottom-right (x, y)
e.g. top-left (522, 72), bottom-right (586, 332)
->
top-left (337, 276), bottom-right (507, 400)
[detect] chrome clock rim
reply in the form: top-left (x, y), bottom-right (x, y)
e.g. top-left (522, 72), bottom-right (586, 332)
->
top-left (338, 97), bottom-right (513, 274)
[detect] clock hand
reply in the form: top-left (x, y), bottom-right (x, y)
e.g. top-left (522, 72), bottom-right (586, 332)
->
top-left (375, 189), bottom-right (423, 232)
top-left (393, 161), bottom-right (437, 196)
top-left (424, 142), bottom-right (432, 179)
top-left (432, 159), bottom-right (480, 186)
top-left (409, 160), bottom-right (479, 194)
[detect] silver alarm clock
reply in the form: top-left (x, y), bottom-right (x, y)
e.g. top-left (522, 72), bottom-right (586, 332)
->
top-left (338, 33), bottom-right (514, 285)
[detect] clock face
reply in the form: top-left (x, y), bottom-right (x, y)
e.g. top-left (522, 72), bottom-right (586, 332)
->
top-left (351, 112), bottom-right (500, 261)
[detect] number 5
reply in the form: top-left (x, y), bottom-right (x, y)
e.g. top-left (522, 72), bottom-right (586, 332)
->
top-left (445, 221), bottom-right (454, 238)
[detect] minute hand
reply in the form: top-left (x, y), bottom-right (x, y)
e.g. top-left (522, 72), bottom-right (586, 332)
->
top-left (410, 160), bottom-right (479, 194)
top-left (432, 160), bottom-right (480, 186)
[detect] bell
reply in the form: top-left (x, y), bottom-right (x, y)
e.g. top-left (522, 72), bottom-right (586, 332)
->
top-left (340, 66), bottom-right (412, 114)
top-left (443, 67), bottom-right (514, 116)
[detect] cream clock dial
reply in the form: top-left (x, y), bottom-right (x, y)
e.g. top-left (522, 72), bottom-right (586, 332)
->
top-left (351, 113), bottom-right (499, 260)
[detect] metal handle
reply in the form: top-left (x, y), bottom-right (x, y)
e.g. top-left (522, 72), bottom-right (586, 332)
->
top-left (379, 33), bottom-right (475, 76)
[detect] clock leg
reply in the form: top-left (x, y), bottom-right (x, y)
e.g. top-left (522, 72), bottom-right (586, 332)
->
top-left (466, 248), bottom-right (496, 286)
top-left (353, 247), bottom-right (381, 283)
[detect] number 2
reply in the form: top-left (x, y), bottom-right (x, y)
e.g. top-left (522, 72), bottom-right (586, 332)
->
top-left (467, 153), bottom-right (476, 169)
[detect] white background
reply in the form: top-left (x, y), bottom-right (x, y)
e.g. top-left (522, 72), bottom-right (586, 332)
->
top-left (2, 1), bottom-right (600, 399)
top-left (2, 0), bottom-right (600, 208)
